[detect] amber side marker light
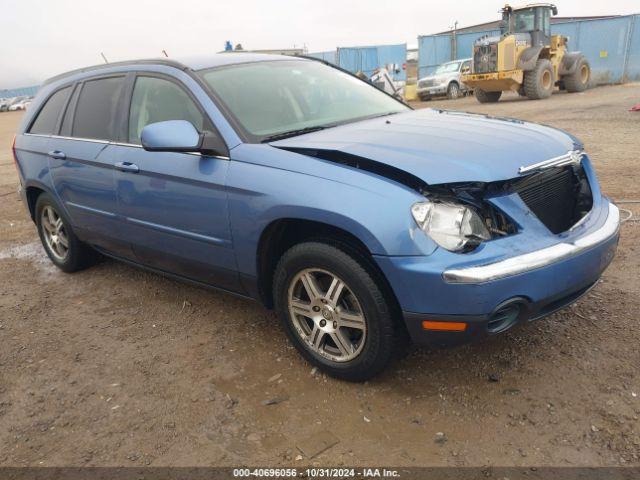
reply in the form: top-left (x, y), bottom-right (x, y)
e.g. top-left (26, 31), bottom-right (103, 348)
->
top-left (422, 320), bottom-right (467, 332)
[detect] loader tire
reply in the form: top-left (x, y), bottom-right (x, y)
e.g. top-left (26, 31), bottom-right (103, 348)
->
top-left (474, 89), bottom-right (502, 103)
top-left (524, 59), bottom-right (554, 100)
top-left (563, 57), bottom-right (590, 93)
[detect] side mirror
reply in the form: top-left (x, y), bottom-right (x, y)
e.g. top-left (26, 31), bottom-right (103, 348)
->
top-left (141, 120), bottom-right (228, 157)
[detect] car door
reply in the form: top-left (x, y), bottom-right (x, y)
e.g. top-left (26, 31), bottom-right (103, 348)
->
top-left (111, 73), bottom-right (239, 292)
top-left (47, 75), bottom-right (133, 257)
top-left (23, 85), bottom-right (74, 199)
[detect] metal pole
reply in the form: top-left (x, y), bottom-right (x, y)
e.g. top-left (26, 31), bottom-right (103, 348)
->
top-left (622, 15), bottom-right (636, 83)
top-left (100, 52), bottom-right (109, 64)
top-left (451, 20), bottom-right (458, 61)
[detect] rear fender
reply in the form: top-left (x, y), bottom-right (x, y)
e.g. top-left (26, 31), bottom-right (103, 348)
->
top-left (559, 52), bottom-right (583, 76)
top-left (22, 179), bottom-right (71, 223)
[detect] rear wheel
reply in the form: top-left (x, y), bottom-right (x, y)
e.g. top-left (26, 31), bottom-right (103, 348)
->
top-left (447, 82), bottom-right (460, 100)
top-left (524, 58), bottom-right (554, 100)
top-left (273, 242), bottom-right (397, 382)
top-left (563, 57), bottom-right (590, 93)
top-left (35, 193), bottom-right (97, 272)
top-left (474, 88), bottom-right (502, 103)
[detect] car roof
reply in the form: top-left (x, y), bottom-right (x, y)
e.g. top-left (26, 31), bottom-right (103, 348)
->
top-left (175, 52), bottom-right (297, 70)
top-left (43, 53), bottom-right (303, 86)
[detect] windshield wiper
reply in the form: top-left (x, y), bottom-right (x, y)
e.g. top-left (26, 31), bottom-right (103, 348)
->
top-left (261, 125), bottom-right (328, 143)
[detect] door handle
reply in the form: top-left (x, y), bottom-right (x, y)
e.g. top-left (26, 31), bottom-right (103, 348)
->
top-left (114, 161), bottom-right (140, 173)
top-left (48, 150), bottom-right (66, 160)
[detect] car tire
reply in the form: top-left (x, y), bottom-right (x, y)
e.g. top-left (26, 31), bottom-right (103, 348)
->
top-left (35, 193), bottom-right (98, 273)
top-left (273, 242), bottom-right (397, 382)
top-left (447, 82), bottom-right (460, 100)
top-left (563, 57), bottom-right (590, 93)
top-left (524, 58), bottom-right (554, 100)
top-left (474, 88), bottom-right (502, 103)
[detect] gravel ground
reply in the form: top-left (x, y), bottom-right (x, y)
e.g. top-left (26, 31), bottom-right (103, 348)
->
top-left (0, 84), bottom-right (639, 467)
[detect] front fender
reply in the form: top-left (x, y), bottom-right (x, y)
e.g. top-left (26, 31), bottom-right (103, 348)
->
top-left (517, 46), bottom-right (543, 71)
top-left (227, 144), bottom-right (438, 278)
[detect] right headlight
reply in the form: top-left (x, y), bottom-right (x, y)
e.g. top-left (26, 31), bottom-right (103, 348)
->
top-left (411, 200), bottom-right (491, 252)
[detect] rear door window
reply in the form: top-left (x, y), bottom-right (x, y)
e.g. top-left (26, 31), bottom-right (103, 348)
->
top-left (128, 76), bottom-right (204, 144)
top-left (59, 85), bottom-right (80, 137)
top-left (72, 76), bottom-right (125, 141)
top-left (29, 86), bottom-right (72, 135)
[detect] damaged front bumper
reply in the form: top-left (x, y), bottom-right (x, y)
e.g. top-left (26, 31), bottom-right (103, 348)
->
top-left (375, 198), bottom-right (620, 347)
top-left (444, 202), bottom-right (619, 284)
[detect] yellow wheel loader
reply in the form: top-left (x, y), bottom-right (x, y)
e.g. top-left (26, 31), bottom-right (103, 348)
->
top-left (462, 3), bottom-right (591, 103)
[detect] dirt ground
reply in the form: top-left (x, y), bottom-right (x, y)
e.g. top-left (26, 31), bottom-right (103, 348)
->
top-left (1, 84), bottom-right (639, 468)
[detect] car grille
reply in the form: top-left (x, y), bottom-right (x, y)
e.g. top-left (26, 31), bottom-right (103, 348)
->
top-left (418, 79), bottom-right (434, 88)
top-left (512, 165), bottom-right (592, 234)
top-left (473, 44), bottom-right (498, 74)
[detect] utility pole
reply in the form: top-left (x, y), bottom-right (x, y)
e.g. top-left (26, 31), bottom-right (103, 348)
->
top-left (451, 20), bottom-right (458, 61)
top-left (100, 52), bottom-right (109, 64)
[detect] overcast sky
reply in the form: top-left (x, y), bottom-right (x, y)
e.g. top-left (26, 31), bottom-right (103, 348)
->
top-left (1, 0), bottom-right (638, 89)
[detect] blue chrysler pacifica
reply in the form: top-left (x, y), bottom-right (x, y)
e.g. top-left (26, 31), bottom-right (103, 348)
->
top-left (13, 54), bottom-right (620, 381)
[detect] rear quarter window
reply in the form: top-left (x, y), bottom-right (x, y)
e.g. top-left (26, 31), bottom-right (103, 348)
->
top-left (72, 76), bottom-right (125, 141)
top-left (28, 87), bottom-right (72, 135)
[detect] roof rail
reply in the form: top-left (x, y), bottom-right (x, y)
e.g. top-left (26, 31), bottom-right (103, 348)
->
top-left (43, 58), bottom-right (190, 86)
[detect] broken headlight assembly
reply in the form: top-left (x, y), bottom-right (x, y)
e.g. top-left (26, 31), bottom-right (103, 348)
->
top-left (411, 200), bottom-right (491, 252)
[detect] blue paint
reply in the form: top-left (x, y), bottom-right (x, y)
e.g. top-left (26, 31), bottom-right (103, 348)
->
top-left (307, 51), bottom-right (337, 64)
top-left (14, 54), bottom-right (618, 339)
top-left (141, 120), bottom-right (201, 151)
top-left (337, 43), bottom-right (407, 80)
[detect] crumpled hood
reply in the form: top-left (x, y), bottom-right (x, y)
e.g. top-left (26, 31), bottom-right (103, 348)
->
top-left (271, 109), bottom-right (580, 185)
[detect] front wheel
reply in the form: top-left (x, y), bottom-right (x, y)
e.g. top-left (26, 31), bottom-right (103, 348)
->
top-left (273, 242), bottom-right (397, 382)
top-left (447, 82), bottom-right (460, 100)
top-left (474, 88), bottom-right (502, 103)
top-left (524, 58), bottom-right (554, 100)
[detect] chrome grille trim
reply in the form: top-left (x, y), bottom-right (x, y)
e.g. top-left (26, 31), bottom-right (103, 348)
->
top-left (518, 150), bottom-right (584, 174)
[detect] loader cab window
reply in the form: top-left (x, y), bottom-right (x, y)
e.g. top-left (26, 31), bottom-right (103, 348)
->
top-left (541, 9), bottom-right (551, 37)
top-left (514, 8), bottom-right (535, 33)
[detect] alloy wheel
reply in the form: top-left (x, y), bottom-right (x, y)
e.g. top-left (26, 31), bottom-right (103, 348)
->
top-left (41, 205), bottom-right (69, 261)
top-left (287, 268), bottom-right (367, 363)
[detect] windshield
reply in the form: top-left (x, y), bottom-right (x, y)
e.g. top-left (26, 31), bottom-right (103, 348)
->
top-left (198, 60), bottom-right (408, 141)
top-left (434, 62), bottom-right (461, 74)
top-left (514, 8), bottom-right (535, 32)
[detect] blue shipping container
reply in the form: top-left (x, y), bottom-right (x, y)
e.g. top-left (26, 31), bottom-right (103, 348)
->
top-left (337, 43), bottom-right (407, 80)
